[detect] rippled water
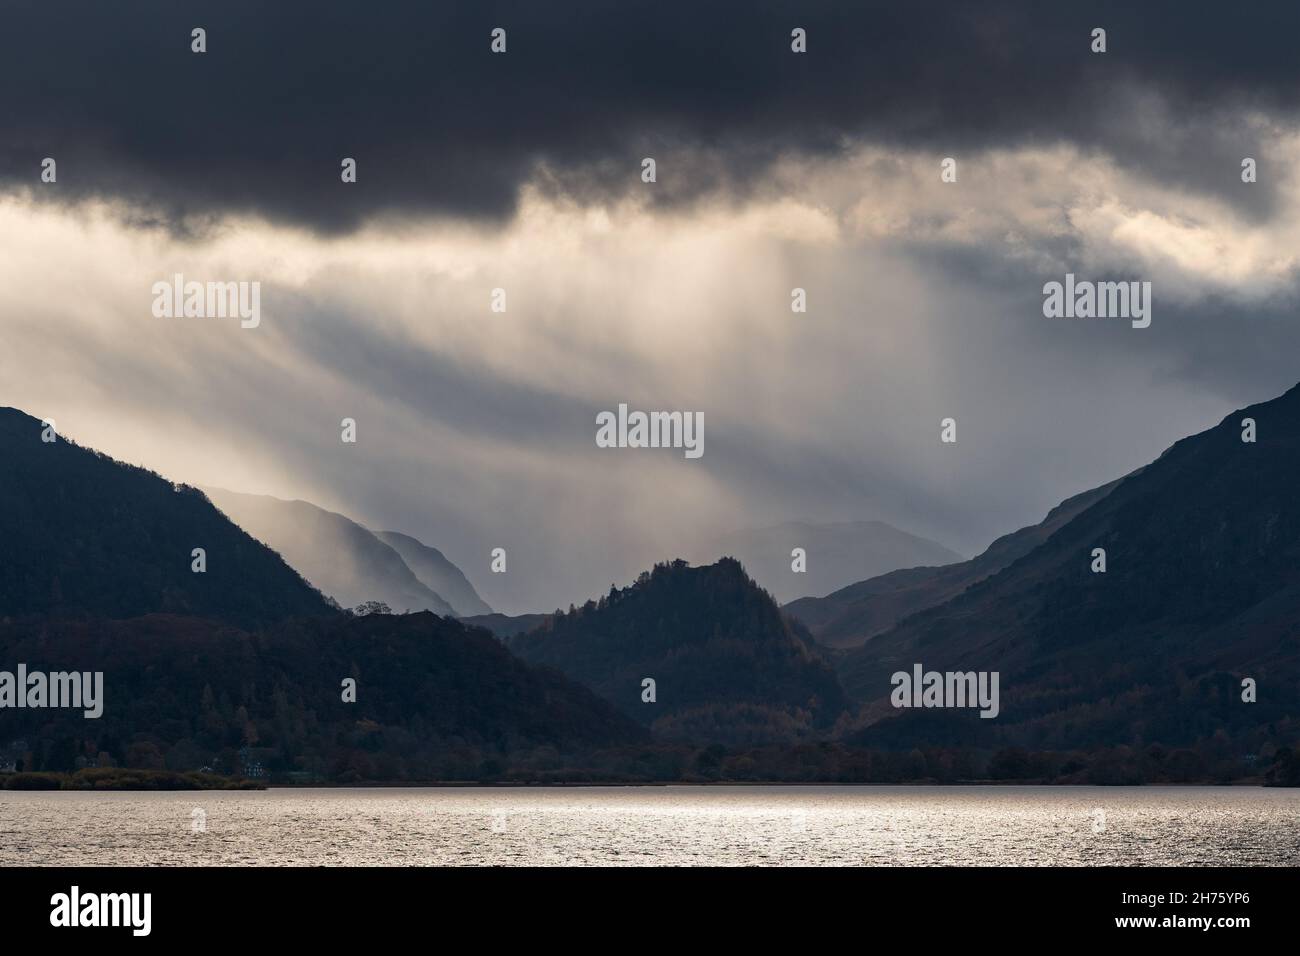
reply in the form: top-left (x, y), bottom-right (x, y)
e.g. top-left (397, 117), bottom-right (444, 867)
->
top-left (2, 786), bottom-right (1296, 866)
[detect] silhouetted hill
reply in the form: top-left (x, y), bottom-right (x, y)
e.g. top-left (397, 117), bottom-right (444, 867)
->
top-left (373, 530), bottom-right (491, 616)
top-left (0, 611), bottom-right (646, 781)
top-left (203, 489), bottom-right (457, 616)
top-left (703, 520), bottom-right (962, 604)
top-left (0, 408), bottom-right (332, 627)
top-left (786, 481), bottom-right (1119, 647)
top-left (508, 558), bottom-right (845, 744)
top-left (839, 385), bottom-right (1300, 757)
top-left (461, 612), bottom-right (550, 639)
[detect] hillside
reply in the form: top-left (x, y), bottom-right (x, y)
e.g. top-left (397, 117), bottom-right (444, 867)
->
top-left (508, 558), bottom-right (845, 744)
top-left (0, 611), bottom-right (646, 781)
top-left (0, 408), bottom-right (333, 627)
top-left (838, 385), bottom-right (1300, 757)
top-left (786, 481), bottom-right (1119, 647)
top-left (373, 530), bottom-right (491, 616)
top-left (203, 489), bottom-right (457, 616)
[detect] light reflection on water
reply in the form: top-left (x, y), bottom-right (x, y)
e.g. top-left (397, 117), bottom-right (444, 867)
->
top-left (2, 785), bottom-right (1296, 866)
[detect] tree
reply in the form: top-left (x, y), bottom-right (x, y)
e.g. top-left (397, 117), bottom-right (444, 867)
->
top-left (1265, 748), bottom-right (1300, 787)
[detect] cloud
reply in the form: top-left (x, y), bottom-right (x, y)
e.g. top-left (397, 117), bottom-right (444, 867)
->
top-left (5, 120), bottom-right (1298, 613)
top-left (5, 1), bottom-right (1300, 232)
top-left (5, 4), bottom-right (1300, 611)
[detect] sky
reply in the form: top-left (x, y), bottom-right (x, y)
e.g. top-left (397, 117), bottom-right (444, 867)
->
top-left (3, 2), bottom-right (1300, 613)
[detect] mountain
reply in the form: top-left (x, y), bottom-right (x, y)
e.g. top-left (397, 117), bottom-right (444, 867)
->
top-left (508, 558), bottom-right (846, 744)
top-left (0, 408), bottom-right (332, 627)
top-left (785, 482), bottom-right (1119, 647)
top-left (460, 612), bottom-right (550, 639)
top-left (372, 530), bottom-right (491, 616)
top-left (0, 611), bottom-right (647, 781)
top-left (837, 384), bottom-right (1300, 757)
top-left (203, 489), bottom-right (457, 616)
top-left (706, 520), bottom-right (963, 604)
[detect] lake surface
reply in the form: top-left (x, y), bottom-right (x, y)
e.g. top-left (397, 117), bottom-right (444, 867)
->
top-left (2, 786), bottom-right (1296, 866)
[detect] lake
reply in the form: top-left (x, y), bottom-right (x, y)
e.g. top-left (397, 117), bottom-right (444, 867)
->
top-left (2, 785), bottom-right (1296, 866)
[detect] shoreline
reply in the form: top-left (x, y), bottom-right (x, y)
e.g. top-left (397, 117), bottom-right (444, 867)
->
top-left (4, 772), bottom-right (1287, 792)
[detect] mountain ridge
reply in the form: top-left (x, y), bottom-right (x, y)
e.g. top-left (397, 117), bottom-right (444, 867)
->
top-left (785, 480), bottom-right (1121, 647)
top-left (509, 557), bottom-right (846, 745)
top-left (836, 383), bottom-right (1300, 756)
top-left (0, 408), bottom-right (333, 627)
top-left (202, 488), bottom-right (458, 616)
top-left (372, 529), bottom-right (491, 616)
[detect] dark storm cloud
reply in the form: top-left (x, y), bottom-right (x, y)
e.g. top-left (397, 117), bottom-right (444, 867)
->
top-left (3, 0), bottom-right (1298, 232)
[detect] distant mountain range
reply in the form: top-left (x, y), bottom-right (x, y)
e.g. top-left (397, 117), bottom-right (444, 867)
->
top-left (3, 390), bottom-right (1298, 784)
top-left (372, 530), bottom-right (491, 616)
top-left (203, 488), bottom-right (489, 617)
top-left (703, 520), bottom-right (963, 604)
top-left (785, 482), bottom-right (1119, 647)
top-left (466, 518), bottom-right (962, 640)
